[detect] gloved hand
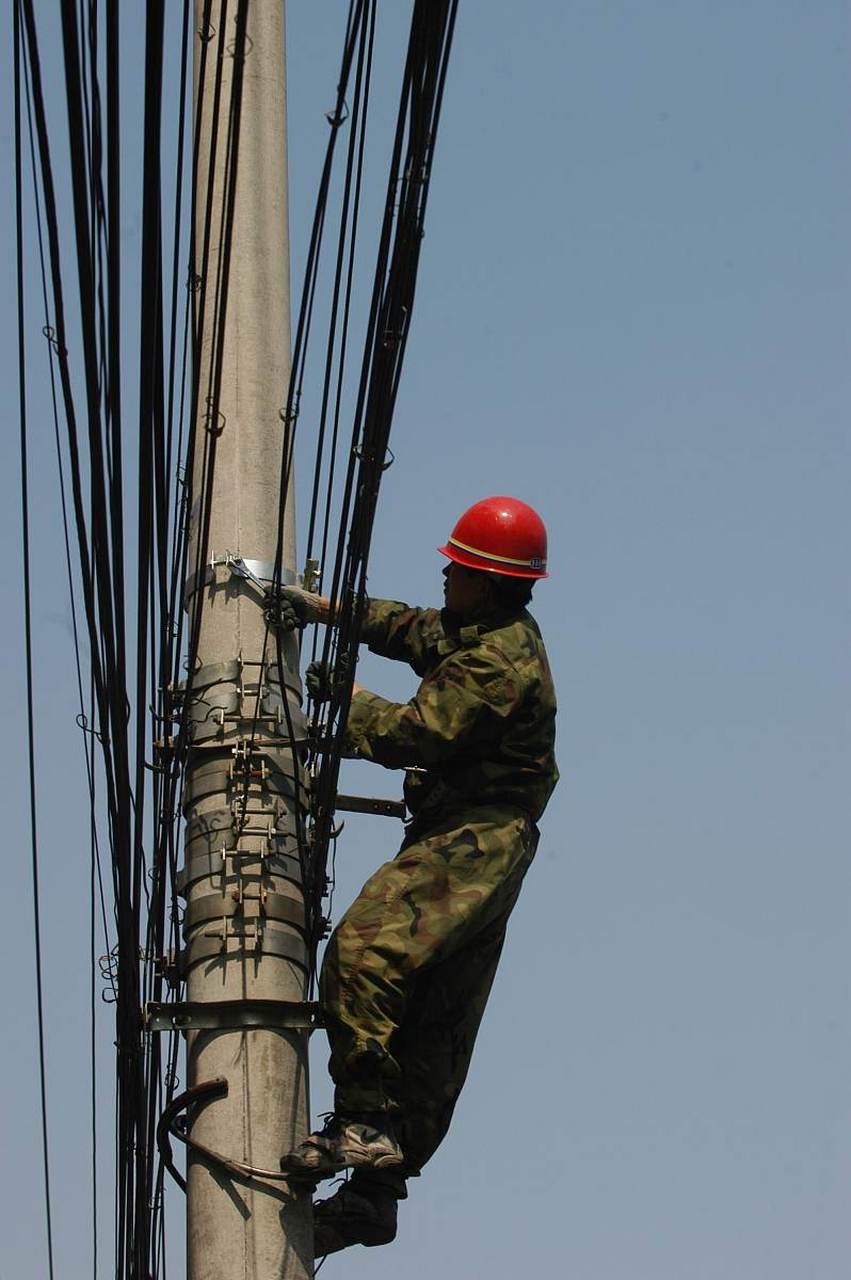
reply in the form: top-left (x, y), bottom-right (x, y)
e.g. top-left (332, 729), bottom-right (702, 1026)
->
top-left (305, 659), bottom-right (334, 703)
top-left (264, 586), bottom-right (324, 632)
top-left (263, 589), bottom-right (301, 633)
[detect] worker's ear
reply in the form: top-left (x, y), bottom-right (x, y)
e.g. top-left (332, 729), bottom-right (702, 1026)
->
top-left (478, 573), bottom-right (498, 611)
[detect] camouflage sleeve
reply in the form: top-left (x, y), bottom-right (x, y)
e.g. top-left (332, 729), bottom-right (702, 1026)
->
top-left (344, 646), bottom-right (520, 769)
top-left (359, 597), bottom-right (446, 675)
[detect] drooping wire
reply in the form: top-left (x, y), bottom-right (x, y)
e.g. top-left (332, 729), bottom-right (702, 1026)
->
top-left (303, 0), bottom-right (461, 957)
top-left (237, 0), bottom-right (376, 972)
top-left (270, 0), bottom-right (370, 591)
top-left (14, 4), bottom-right (56, 1274)
top-left (19, 1), bottom-right (114, 966)
top-left (19, 2), bottom-right (170, 1271)
top-left (303, 0), bottom-right (377, 564)
top-left (17, 2), bottom-right (462, 1274)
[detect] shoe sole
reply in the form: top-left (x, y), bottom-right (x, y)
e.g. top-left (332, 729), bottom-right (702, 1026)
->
top-left (282, 1155), bottom-right (403, 1185)
top-left (282, 1143), bottom-right (402, 1176)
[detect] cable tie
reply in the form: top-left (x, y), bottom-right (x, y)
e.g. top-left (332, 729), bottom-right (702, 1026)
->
top-left (353, 444), bottom-right (395, 473)
top-left (279, 390), bottom-right (301, 427)
top-left (203, 398), bottom-right (226, 436)
top-left (325, 101), bottom-right (349, 128)
top-left (226, 33), bottom-right (253, 60)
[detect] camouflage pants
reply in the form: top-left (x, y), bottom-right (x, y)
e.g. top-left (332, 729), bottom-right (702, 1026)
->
top-left (319, 805), bottom-right (538, 1175)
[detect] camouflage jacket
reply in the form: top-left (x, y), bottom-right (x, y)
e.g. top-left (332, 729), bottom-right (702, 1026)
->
top-left (343, 597), bottom-right (558, 824)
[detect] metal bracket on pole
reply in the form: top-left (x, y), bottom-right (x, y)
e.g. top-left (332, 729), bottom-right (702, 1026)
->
top-left (144, 998), bottom-right (322, 1034)
top-left (301, 558), bottom-right (321, 593)
top-left (335, 793), bottom-right (406, 820)
top-left (183, 552), bottom-right (296, 606)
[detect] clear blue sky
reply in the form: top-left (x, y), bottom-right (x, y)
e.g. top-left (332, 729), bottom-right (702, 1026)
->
top-left (1, 3), bottom-right (849, 1278)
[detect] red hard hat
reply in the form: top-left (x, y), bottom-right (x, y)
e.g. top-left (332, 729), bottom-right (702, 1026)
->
top-left (438, 496), bottom-right (548, 579)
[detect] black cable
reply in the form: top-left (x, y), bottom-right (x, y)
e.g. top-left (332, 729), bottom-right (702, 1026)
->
top-left (133, 8), bottom-right (167, 1265)
top-left (14, 5), bottom-right (56, 1273)
top-left (313, 0), bottom-right (378, 658)
top-left (270, 0), bottom-right (369, 591)
top-left (229, 1), bottom-right (378, 969)
top-left (19, 13), bottom-right (115, 976)
top-left (237, 0), bottom-right (374, 872)
top-left (58, 3), bottom-right (141, 1260)
top-left (17, 4), bottom-right (461, 1275)
top-left (305, 0), bottom-right (461, 947)
top-left (20, 0), bottom-right (122, 861)
top-left (304, 0), bottom-right (375, 561)
top-left (22, 3), bottom-right (160, 1270)
top-left (90, 666), bottom-right (99, 1279)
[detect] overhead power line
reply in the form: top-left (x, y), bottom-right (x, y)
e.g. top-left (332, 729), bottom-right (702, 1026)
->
top-left (15, 1), bottom-right (460, 1272)
top-left (14, 3), bottom-right (55, 1274)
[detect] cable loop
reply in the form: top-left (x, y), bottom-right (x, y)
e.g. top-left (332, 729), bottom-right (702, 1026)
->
top-left (158, 1078), bottom-right (308, 1195)
top-left (75, 711), bottom-right (104, 743)
top-left (41, 324), bottom-right (62, 354)
top-left (326, 101), bottom-right (349, 128)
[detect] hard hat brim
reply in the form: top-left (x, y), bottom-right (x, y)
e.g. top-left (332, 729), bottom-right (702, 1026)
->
top-left (438, 543), bottom-right (548, 580)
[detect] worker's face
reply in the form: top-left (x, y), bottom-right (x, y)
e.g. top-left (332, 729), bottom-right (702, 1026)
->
top-left (442, 561), bottom-right (490, 618)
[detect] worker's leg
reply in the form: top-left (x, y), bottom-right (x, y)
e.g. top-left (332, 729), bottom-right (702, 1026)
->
top-left (313, 1170), bottom-right (405, 1257)
top-left (311, 919), bottom-right (510, 1252)
top-left (391, 903), bottom-right (512, 1174)
top-left (319, 807), bottom-right (537, 1119)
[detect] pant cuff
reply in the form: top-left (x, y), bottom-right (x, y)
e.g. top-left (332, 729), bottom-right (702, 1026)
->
top-left (334, 1085), bottom-right (388, 1116)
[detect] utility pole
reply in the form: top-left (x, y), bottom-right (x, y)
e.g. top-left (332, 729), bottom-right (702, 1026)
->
top-left (180, 3), bottom-right (312, 1276)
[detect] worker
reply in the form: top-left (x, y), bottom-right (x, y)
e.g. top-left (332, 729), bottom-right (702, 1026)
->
top-left (275, 496), bottom-right (558, 1255)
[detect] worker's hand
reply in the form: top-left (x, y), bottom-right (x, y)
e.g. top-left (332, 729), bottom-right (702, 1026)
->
top-left (305, 663), bottom-right (366, 704)
top-left (263, 589), bottom-right (302, 633)
top-left (264, 586), bottom-right (325, 632)
top-left (305, 659), bottom-right (334, 703)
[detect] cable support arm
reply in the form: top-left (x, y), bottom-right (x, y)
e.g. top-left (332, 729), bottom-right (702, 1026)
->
top-left (157, 1079), bottom-right (309, 1194)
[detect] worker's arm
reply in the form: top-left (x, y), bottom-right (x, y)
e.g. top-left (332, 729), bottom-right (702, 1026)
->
top-left (358, 598), bottom-right (446, 674)
top-left (273, 590), bottom-right (442, 675)
top-left (343, 646), bottom-right (517, 769)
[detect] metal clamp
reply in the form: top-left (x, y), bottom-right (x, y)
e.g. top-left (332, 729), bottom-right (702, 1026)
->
top-left (145, 998), bottom-right (322, 1034)
top-left (176, 847), bottom-right (303, 896)
top-left (183, 553), bottom-right (296, 606)
top-left (183, 890), bottom-right (305, 935)
top-left (181, 925), bottom-right (307, 974)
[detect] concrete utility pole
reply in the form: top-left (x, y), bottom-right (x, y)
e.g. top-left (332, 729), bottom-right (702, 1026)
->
top-left (180, 3), bottom-right (312, 1276)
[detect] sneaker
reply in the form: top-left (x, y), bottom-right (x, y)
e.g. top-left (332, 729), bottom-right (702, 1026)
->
top-left (280, 1113), bottom-right (404, 1179)
top-left (313, 1180), bottom-right (398, 1256)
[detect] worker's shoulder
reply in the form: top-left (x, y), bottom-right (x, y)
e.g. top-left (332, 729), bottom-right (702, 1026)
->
top-left (366, 596), bottom-right (439, 629)
top-left (477, 609), bottom-right (550, 677)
